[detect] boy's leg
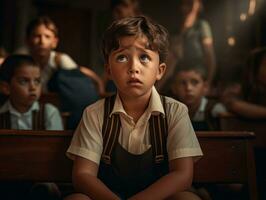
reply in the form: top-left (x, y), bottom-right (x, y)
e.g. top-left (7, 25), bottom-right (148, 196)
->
top-left (64, 193), bottom-right (91, 200)
top-left (167, 191), bottom-right (202, 200)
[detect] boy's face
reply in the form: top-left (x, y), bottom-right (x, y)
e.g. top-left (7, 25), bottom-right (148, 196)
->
top-left (171, 70), bottom-right (207, 107)
top-left (27, 24), bottom-right (58, 57)
top-left (6, 65), bottom-right (41, 113)
top-left (106, 35), bottom-right (166, 100)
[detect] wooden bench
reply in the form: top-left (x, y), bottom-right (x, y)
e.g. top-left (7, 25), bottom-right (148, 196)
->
top-left (218, 112), bottom-right (266, 147)
top-left (0, 130), bottom-right (257, 200)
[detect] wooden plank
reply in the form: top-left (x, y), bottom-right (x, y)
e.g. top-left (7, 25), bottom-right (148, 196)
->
top-left (0, 130), bottom-right (258, 199)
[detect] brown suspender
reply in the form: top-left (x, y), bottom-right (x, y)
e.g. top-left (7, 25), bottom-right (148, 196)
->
top-left (32, 103), bottom-right (45, 130)
top-left (149, 96), bottom-right (168, 163)
top-left (0, 103), bottom-right (45, 130)
top-left (101, 95), bottom-right (168, 165)
top-left (0, 111), bottom-right (11, 128)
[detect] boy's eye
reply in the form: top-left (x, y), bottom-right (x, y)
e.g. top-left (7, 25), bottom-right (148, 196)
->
top-left (34, 78), bottom-right (41, 85)
top-left (116, 55), bottom-right (127, 63)
top-left (140, 54), bottom-right (150, 63)
top-left (18, 79), bottom-right (28, 85)
top-left (191, 79), bottom-right (200, 86)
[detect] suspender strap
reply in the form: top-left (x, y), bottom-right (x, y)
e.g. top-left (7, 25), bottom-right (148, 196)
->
top-left (0, 111), bottom-right (11, 129)
top-left (101, 95), bottom-right (168, 165)
top-left (149, 95), bottom-right (168, 164)
top-left (32, 103), bottom-right (45, 130)
top-left (102, 95), bottom-right (121, 164)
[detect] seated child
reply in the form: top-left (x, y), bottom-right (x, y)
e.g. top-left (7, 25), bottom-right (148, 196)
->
top-left (0, 54), bottom-right (63, 200)
top-left (65, 16), bottom-right (203, 200)
top-left (26, 15), bottom-right (105, 95)
top-left (223, 47), bottom-right (266, 119)
top-left (171, 63), bottom-right (226, 131)
top-left (26, 16), bottom-right (105, 129)
top-left (0, 54), bottom-right (63, 130)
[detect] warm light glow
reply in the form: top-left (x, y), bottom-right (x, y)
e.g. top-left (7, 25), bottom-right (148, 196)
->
top-left (227, 37), bottom-right (236, 46)
top-left (248, 0), bottom-right (256, 15)
top-left (240, 13), bottom-right (247, 21)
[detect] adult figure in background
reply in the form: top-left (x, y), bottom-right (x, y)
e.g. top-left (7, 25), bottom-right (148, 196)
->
top-left (157, 0), bottom-right (216, 94)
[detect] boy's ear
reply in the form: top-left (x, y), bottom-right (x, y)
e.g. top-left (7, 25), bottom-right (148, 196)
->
top-left (105, 63), bottom-right (112, 79)
top-left (0, 81), bottom-right (10, 96)
top-left (203, 81), bottom-right (210, 95)
top-left (52, 37), bottom-right (59, 49)
top-left (156, 63), bottom-right (166, 80)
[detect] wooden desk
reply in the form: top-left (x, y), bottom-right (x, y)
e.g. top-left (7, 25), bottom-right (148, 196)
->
top-left (0, 130), bottom-right (258, 200)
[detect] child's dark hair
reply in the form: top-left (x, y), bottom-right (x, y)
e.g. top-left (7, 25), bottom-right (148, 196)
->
top-left (26, 16), bottom-right (58, 38)
top-left (242, 47), bottom-right (266, 101)
top-left (0, 55), bottom-right (39, 82)
top-left (174, 60), bottom-right (207, 81)
top-left (102, 15), bottom-right (169, 63)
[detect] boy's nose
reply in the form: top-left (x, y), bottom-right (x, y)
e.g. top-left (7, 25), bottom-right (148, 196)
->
top-left (186, 83), bottom-right (193, 91)
top-left (128, 68), bottom-right (140, 74)
top-left (128, 59), bottom-right (140, 74)
top-left (29, 81), bottom-right (36, 90)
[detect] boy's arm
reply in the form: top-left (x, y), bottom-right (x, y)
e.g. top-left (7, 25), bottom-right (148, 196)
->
top-left (128, 157), bottom-right (194, 200)
top-left (80, 66), bottom-right (106, 97)
top-left (227, 99), bottom-right (266, 119)
top-left (72, 156), bottom-right (120, 200)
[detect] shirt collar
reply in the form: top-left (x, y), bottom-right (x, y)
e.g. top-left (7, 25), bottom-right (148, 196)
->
top-left (198, 97), bottom-right (208, 112)
top-left (110, 86), bottom-right (165, 117)
top-left (0, 100), bottom-right (40, 117)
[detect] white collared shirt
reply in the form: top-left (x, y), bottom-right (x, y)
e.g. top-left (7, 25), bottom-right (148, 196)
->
top-left (0, 100), bottom-right (63, 130)
top-left (192, 97), bottom-right (227, 121)
top-left (67, 87), bottom-right (203, 164)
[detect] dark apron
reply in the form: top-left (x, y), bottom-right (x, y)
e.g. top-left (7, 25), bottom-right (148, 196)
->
top-left (98, 143), bottom-right (168, 199)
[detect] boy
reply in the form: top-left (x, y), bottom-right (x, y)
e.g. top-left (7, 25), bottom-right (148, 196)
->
top-left (171, 64), bottom-right (226, 131)
top-left (66, 16), bottom-right (202, 200)
top-left (26, 16), bottom-right (104, 95)
top-left (0, 54), bottom-right (63, 130)
top-left (0, 54), bottom-right (63, 200)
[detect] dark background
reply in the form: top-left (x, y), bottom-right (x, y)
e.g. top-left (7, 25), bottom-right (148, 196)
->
top-left (0, 0), bottom-right (265, 84)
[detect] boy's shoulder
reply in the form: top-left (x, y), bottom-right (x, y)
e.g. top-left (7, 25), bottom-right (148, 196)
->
top-left (84, 98), bottom-right (105, 114)
top-left (50, 50), bottom-right (78, 69)
top-left (163, 95), bottom-right (189, 114)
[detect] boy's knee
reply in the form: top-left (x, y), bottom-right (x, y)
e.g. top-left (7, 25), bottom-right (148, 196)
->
top-left (64, 193), bottom-right (91, 200)
top-left (169, 191), bottom-right (202, 200)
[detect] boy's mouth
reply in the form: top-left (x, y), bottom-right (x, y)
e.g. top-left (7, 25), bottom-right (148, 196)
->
top-left (29, 94), bottom-right (37, 99)
top-left (128, 78), bottom-right (142, 85)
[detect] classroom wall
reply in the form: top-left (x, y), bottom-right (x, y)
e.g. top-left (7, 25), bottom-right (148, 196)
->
top-left (0, 0), bottom-right (265, 82)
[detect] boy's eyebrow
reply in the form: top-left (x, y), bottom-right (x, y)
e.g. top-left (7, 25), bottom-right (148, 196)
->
top-left (113, 45), bottom-right (153, 54)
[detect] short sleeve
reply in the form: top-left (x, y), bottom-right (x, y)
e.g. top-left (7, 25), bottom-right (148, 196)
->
top-left (66, 100), bottom-right (104, 164)
top-left (60, 53), bottom-right (78, 70)
top-left (211, 103), bottom-right (227, 117)
top-left (44, 103), bottom-right (63, 130)
top-left (166, 98), bottom-right (203, 161)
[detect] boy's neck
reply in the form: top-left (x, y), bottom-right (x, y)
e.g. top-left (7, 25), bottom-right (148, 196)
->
top-left (188, 99), bottom-right (202, 119)
top-left (32, 53), bottom-right (50, 69)
top-left (9, 99), bottom-right (33, 114)
top-left (119, 93), bottom-right (151, 123)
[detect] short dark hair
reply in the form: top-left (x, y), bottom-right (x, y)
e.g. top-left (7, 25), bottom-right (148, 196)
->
top-left (102, 15), bottom-right (169, 63)
top-left (174, 61), bottom-right (207, 81)
top-left (0, 55), bottom-right (39, 82)
top-left (26, 16), bottom-right (58, 38)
